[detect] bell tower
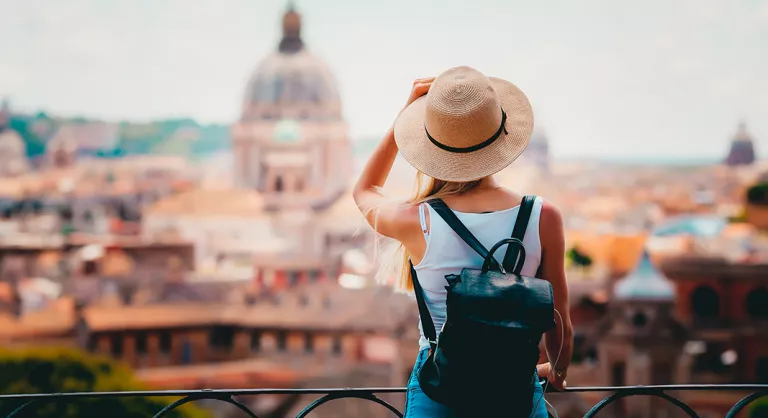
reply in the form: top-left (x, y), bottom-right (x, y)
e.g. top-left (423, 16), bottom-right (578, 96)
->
top-left (597, 250), bottom-right (688, 418)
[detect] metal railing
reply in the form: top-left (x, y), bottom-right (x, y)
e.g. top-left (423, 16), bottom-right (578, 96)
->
top-left (0, 384), bottom-right (766, 418)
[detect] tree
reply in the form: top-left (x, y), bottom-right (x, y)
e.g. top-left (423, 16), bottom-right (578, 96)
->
top-left (747, 183), bottom-right (768, 206)
top-left (751, 398), bottom-right (768, 418)
top-left (566, 246), bottom-right (593, 269)
top-left (0, 347), bottom-right (209, 418)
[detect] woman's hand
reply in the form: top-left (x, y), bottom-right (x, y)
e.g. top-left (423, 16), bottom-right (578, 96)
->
top-left (536, 362), bottom-right (567, 391)
top-left (404, 77), bottom-right (435, 109)
top-left (353, 78), bottom-right (434, 239)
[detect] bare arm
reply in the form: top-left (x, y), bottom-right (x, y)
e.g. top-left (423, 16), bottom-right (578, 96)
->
top-left (352, 78), bottom-right (434, 242)
top-left (538, 201), bottom-right (573, 390)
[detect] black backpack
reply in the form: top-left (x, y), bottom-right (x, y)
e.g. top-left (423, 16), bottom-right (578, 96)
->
top-left (410, 195), bottom-right (556, 416)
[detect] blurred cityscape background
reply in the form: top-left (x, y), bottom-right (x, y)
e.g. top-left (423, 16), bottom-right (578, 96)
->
top-left (0, 1), bottom-right (766, 417)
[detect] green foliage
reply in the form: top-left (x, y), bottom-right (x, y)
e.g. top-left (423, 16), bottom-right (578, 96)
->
top-left (566, 246), bottom-right (593, 268)
top-left (12, 109), bottom-right (229, 160)
top-left (0, 347), bottom-right (209, 418)
top-left (747, 183), bottom-right (768, 206)
top-left (751, 398), bottom-right (768, 418)
top-left (728, 209), bottom-right (748, 223)
top-left (9, 117), bottom-right (48, 158)
top-left (117, 119), bottom-right (228, 158)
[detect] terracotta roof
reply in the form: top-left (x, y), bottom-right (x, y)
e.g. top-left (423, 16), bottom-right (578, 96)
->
top-left (82, 282), bottom-right (414, 333)
top-left (0, 282), bottom-right (13, 302)
top-left (83, 303), bottom-right (230, 331)
top-left (136, 356), bottom-right (326, 389)
top-left (145, 188), bottom-right (267, 218)
top-left (0, 297), bottom-right (76, 340)
top-left (0, 178), bottom-right (23, 198)
top-left (64, 233), bottom-right (192, 248)
top-left (100, 249), bottom-right (135, 277)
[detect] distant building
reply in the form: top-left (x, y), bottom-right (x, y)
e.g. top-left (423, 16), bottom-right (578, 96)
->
top-left (598, 250), bottom-right (686, 418)
top-left (46, 122), bottom-right (120, 168)
top-left (0, 99), bottom-right (31, 177)
top-left (724, 121), bottom-right (756, 166)
top-left (147, 4), bottom-right (367, 280)
top-left (231, 3), bottom-right (351, 209)
top-left (523, 129), bottom-right (551, 174)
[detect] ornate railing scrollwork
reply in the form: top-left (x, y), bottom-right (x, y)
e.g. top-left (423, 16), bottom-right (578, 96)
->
top-left (0, 384), bottom-right (766, 417)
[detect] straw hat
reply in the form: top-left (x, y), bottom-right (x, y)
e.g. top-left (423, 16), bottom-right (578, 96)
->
top-left (394, 66), bottom-right (533, 182)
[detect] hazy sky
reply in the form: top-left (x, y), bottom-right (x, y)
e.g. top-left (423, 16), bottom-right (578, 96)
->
top-left (1, 0), bottom-right (766, 159)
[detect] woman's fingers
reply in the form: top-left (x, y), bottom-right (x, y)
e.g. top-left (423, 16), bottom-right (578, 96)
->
top-left (413, 77), bottom-right (436, 85)
top-left (536, 362), bottom-right (552, 377)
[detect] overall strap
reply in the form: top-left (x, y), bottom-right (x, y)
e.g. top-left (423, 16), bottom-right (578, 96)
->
top-left (409, 261), bottom-right (437, 349)
top-left (426, 199), bottom-right (500, 271)
top-left (502, 195), bottom-right (537, 275)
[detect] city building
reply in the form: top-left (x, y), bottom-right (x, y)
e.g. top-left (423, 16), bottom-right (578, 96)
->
top-left (146, 4), bottom-right (368, 283)
top-left (231, 3), bottom-right (352, 209)
top-left (724, 121), bottom-right (756, 166)
top-left (46, 122), bottom-right (120, 168)
top-left (0, 99), bottom-right (31, 177)
top-left (523, 129), bottom-right (552, 174)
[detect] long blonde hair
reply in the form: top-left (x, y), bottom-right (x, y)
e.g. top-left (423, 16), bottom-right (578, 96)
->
top-left (374, 171), bottom-right (482, 292)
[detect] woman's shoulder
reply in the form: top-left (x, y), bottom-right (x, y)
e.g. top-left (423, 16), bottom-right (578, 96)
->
top-left (374, 200), bottom-right (422, 240)
top-left (537, 198), bottom-right (565, 244)
top-left (538, 198), bottom-right (562, 223)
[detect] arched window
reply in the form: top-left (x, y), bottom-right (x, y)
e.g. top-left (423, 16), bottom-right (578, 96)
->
top-left (276, 331), bottom-right (287, 352)
top-left (691, 286), bottom-right (720, 319)
top-left (83, 209), bottom-right (94, 225)
top-left (332, 335), bottom-right (342, 356)
top-left (288, 271), bottom-right (299, 286)
top-left (111, 334), bottom-right (123, 357)
top-left (632, 311), bottom-right (648, 328)
top-left (83, 260), bottom-right (99, 276)
top-left (135, 332), bottom-right (147, 355)
top-left (251, 331), bottom-right (261, 351)
top-left (746, 287), bottom-right (768, 319)
top-left (208, 326), bottom-right (235, 351)
top-left (275, 176), bottom-right (284, 193)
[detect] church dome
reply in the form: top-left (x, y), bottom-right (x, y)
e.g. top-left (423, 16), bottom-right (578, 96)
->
top-left (725, 121), bottom-right (756, 166)
top-left (241, 5), bottom-right (341, 122)
top-left (614, 250), bottom-right (675, 301)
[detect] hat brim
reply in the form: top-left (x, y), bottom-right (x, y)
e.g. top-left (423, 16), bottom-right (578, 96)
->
top-left (394, 78), bottom-right (533, 182)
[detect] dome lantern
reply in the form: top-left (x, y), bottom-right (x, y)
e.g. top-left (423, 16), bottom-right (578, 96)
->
top-left (241, 2), bottom-right (341, 122)
top-left (279, 1), bottom-right (303, 54)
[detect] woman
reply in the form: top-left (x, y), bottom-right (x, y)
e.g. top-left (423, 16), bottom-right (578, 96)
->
top-left (353, 66), bottom-right (573, 417)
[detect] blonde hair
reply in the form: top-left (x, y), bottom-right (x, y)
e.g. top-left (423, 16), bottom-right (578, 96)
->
top-left (373, 171), bottom-right (482, 292)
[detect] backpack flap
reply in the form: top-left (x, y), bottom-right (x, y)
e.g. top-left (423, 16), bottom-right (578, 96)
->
top-left (449, 269), bottom-right (555, 332)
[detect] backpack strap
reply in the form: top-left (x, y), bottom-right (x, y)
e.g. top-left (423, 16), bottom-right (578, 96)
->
top-left (409, 261), bottom-right (437, 350)
top-left (426, 199), bottom-right (500, 271)
top-left (502, 195), bottom-right (537, 275)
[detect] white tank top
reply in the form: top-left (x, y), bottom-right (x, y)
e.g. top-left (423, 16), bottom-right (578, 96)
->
top-left (413, 197), bottom-right (544, 350)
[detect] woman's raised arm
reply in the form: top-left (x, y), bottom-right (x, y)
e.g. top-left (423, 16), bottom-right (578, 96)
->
top-left (352, 78), bottom-right (433, 241)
